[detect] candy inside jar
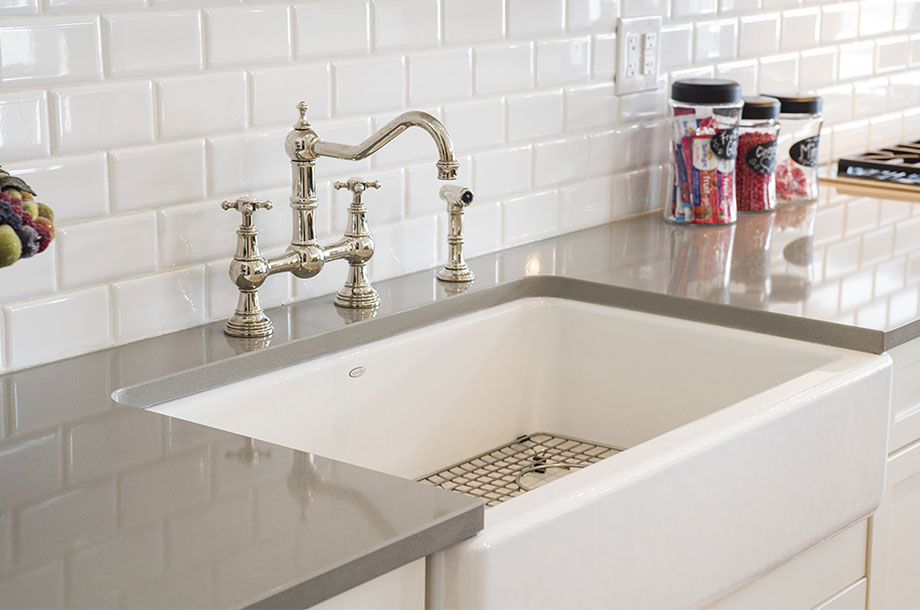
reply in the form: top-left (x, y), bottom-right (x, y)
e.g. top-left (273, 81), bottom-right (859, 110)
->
top-left (736, 96), bottom-right (780, 213)
top-left (762, 93), bottom-right (823, 202)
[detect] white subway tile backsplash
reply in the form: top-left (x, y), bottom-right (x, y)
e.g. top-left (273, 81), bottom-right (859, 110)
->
top-left (57, 212), bottom-right (157, 289)
top-left (0, 17), bottom-right (102, 87)
top-left (110, 141), bottom-right (205, 213)
top-left (502, 190), bottom-right (559, 246)
top-left (335, 56), bottom-right (405, 116)
top-left (443, 97), bottom-right (505, 152)
top-left (895, 0), bottom-right (920, 30)
top-left (0, 0), bottom-right (37, 15)
top-left (715, 59), bottom-right (758, 93)
top-left (695, 19), bottom-right (738, 63)
top-left (593, 33), bottom-right (617, 78)
top-left (369, 215), bottom-right (437, 281)
top-left (761, 0), bottom-right (800, 10)
top-left (476, 42), bottom-right (534, 94)
top-left (832, 119), bottom-right (869, 157)
top-left (331, 167), bottom-right (405, 231)
top-left (618, 82), bottom-right (667, 122)
top-left (660, 24), bottom-right (694, 70)
top-left (113, 267), bottom-right (206, 342)
top-left (719, 0), bottom-right (759, 13)
top-left (4, 287), bottom-right (110, 370)
top-left (156, 73), bottom-right (246, 140)
top-left (507, 91), bottom-right (563, 143)
top-left (207, 258), bottom-right (290, 320)
top-left (46, 0), bottom-right (143, 9)
top-left (839, 41), bottom-right (876, 80)
top-left (533, 136), bottom-right (590, 188)
top-left (7, 155), bottom-right (107, 222)
top-left (157, 200), bottom-right (240, 268)
top-left (759, 52), bottom-right (799, 91)
top-left (799, 47), bottom-right (838, 89)
top-left (854, 78), bottom-right (890, 118)
top-left (369, 107), bottom-right (441, 166)
top-left (820, 3), bottom-right (859, 43)
top-left (443, 0), bottom-right (505, 43)
top-left (104, 11), bottom-right (202, 78)
top-left (673, 0), bottom-right (718, 19)
top-left (409, 49), bottom-right (472, 105)
top-left (293, 1), bottom-right (370, 59)
top-left (536, 37), bottom-right (591, 87)
top-left (249, 63), bottom-right (331, 128)
top-left (52, 82), bottom-right (154, 154)
top-left (508, 0), bottom-right (565, 38)
top-left (889, 71), bottom-right (920, 109)
top-left (565, 82), bottom-right (617, 131)
top-left (559, 176), bottom-right (613, 232)
top-left (739, 14), bottom-right (780, 58)
top-left (459, 199), bottom-right (502, 258)
top-left (589, 127), bottom-right (635, 176)
top-left (621, 0), bottom-right (665, 17)
top-left (205, 6), bottom-right (290, 68)
top-left (0, 243), bottom-right (56, 303)
top-left (474, 145), bottom-right (533, 200)
top-left (0, 92), bottom-right (49, 162)
top-left (374, 0), bottom-right (440, 51)
top-left (869, 113), bottom-right (904, 149)
top-left (206, 130), bottom-right (288, 197)
top-left (877, 36), bottom-right (910, 73)
top-left (816, 83), bottom-right (854, 124)
top-left (310, 117), bottom-right (372, 178)
top-left (780, 8), bottom-right (820, 51)
top-left (860, 0), bottom-right (895, 37)
top-left (568, 0), bottom-right (618, 31)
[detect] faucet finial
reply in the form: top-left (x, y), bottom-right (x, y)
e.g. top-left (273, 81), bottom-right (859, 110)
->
top-left (295, 101), bottom-right (310, 129)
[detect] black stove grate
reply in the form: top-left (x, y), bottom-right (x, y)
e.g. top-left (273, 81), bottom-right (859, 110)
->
top-left (836, 141), bottom-right (920, 189)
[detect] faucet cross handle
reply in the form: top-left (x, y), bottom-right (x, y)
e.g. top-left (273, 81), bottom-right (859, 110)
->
top-left (221, 197), bottom-right (273, 226)
top-left (334, 178), bottom-right (381, 198)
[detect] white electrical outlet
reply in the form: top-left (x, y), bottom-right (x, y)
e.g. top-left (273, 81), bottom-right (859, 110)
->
top-left (616, 16), bottom-right (661, 95)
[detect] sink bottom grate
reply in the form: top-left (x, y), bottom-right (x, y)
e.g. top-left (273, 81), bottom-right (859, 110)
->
top-left (417, 432), bottom-right (624, 507)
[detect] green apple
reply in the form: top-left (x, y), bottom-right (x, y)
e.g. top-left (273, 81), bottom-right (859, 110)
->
top-left (0, 224), bottom-right (22, 267)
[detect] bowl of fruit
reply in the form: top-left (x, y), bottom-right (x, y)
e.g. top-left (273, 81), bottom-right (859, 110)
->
top-left (0, 166), bottom-right (54, 268)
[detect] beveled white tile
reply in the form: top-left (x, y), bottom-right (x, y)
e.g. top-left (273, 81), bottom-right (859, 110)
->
top-left (613, 165), bottom-right (666, 218)
top-left (762, 0), bottom-right (800, 9)
top-left (442, 97), bottom-right (504, 152)
top-left (895, 0), bottom-right (920, 30)
top-left (636, 120), bottom-right (671, 167)
top-left (113, 267), bottom-right (206, 343)
top-left (157, 200), bottom-right (240, 268)
top-left (409, 49), bottom-right (472, 105)
top-left (860, 0), bottom-right (895, 37)
top-left (876, 36), bottom-right (909, 72)
top-left (249, 63), bottom-right (331, 128)
top-left (621, 0), bottom-right (665, 16)
top-left (660, 24), bottom-right (693, 70)
top-left (905, 107), bottom-right (920, 136)
top-left (869, 113), bottom-right (903, 149)
top-left (719, 0), bottom-right (759, 12)
top-left (536, 37), bottom-right (590, 87)
top-left (405, 154), bottom-right (472, 217)
top-left (618, 81), bottom-right (667, 122)
top-left (832, 119), bottom-right (869, 157)
top-left (890, 71), bottom-right (920, 109)
top-left (821, 2), bottom-right (859, 43)
top-left (673, 0), bottom-right (717, 19)
top-left (671, 65), bottom-right (716, 81)
top-left (799, 47), bottom-right (838, 89)
top-left (589, 126), bottom-right (638, 176)
top-left (593, 33), bottom-right (617, 78)
top-left (51, 82), bottom-right (154, 154)
top-left (0, 91), bottom-right (50, 162)
top-left (110, 140), bottom-right (206, 212)
top-left (47, 0), bottom-right (143, 9)
top-left (58, 213), bottom-right (157, 289)
top-left (205, 6), bottom-right (290, 68)
top-left (476, 42), bottom-right (534, 94)
top-left (6, 155), bottom-right (107, 222)
top-left (567, 0), bottom-right (618, 31)
top-left (458, 200), bottom-right (502, 259)
top-left (0, 0), bottom-right (37, 15)
top-left (0, 17), bottom-right (102, 87)
top-left (502, 190), bottom-right (559, 247)
top-left (715, 60), bottom-right (758, 93)
top-left (443, 0), bottom-right (504, 43)
top-left (104, 11), bottom-right (202, 78)
top-left (559, 176), bottom-right (613, 232)
top-left (4, 287), bottom-right (110, 370)
top-left (368, 215), bottom-right (437, 281)
top-left (207, 256), bottom-right (290, 320)
top-left (293, 0), bottom-right (370, 59)
top-left (758, 53), bottom-right (799, 91)
top-left (508, 0), bottom-right (565, 38)
top-left (473, 145), bottom-right (532, 200)
top-left (781, 8), bottom-right (820, 51)
top-left (507, 90), bottom-right (564, 142)
top-left (207, 129), bottom-right (288, 197)
top-left (156, 72), bottom-right (246, 140)
top-left (838, 41), bottom-right (876, 80)
top-left (739, 14), bottom-right (780, 58)
top-left (533, 136), bottom-right (590, 188)
top-left (331, 167), bottom-right (405, 232)
top-left (815, 83), bottom-right (853, 124)
top-left (0, 242), bottom-right (56, 303)
top-left (374, 0), bottom-right (440, 51)
top-left (334, 56), bottom-right (405, 116)
top-left (565, 83), bottom-right (616, 132)
top-left (853, 77), bottom-right (890, 118)
top-left (695, 19), bottom-right (737, 63)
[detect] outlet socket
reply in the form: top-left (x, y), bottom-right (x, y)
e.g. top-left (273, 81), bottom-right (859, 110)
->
top-left (616, 16), bottom-right (661, 95)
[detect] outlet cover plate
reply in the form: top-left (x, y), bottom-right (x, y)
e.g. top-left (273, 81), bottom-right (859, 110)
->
top-left (616, 16), bottom-right (662, 95)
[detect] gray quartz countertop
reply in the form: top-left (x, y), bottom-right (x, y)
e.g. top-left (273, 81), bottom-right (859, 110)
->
top-left (2, 181), bottom-right (918, 609)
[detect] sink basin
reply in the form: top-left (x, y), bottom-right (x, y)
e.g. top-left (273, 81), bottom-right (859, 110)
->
top-left (138, 297), bottom-right (891, 608)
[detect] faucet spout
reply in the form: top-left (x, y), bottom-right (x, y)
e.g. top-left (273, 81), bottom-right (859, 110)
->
top-left (313, 111), bottom-right (459, 180)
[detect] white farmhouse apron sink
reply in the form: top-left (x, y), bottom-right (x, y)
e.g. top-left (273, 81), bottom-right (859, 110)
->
top-left (144, 297), bottom-right (892, 609)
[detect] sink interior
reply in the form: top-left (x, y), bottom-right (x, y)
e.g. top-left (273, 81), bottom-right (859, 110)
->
top-left (145, 297), bottom-right (838, 483)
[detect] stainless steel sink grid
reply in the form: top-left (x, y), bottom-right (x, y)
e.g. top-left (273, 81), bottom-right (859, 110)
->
top-left (418, 433), bottom-right (624, 507)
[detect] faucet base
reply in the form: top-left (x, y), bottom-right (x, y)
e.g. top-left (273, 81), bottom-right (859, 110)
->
top-left (224, 290), bottom-right (273, 338)
top-left (438, 266), bottom-right (475, 283)
top-left (334, 285), bottom-right (380, 309)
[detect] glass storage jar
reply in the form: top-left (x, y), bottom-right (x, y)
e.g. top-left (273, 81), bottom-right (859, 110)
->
top-left (763, 93), bottom-right (823, 202)
top-left (667, 78), bottom-right (743, 226)
top-left (737, 96), bottom-right (780, 213)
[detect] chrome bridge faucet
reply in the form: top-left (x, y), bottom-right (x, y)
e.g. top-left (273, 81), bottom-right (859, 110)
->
top-left (221, 102), bottom-right (475, 339)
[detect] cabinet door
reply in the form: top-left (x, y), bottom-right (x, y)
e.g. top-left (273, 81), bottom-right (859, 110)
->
top-left (867, 439), bottom-right (920, 609)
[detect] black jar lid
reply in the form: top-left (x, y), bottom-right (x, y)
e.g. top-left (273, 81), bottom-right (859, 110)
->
top-left (760, 93), bottom-right (823, 114)
top-left (742, 96), bottom-right (781, 120)
top-left (671, 78), bottom-right (742, 105)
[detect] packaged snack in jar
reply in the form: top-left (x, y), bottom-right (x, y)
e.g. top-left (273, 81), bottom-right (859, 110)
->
top-left (737, 96), bottom-right (780, 213)
top-left (761, 93), bottom-right (823, 202)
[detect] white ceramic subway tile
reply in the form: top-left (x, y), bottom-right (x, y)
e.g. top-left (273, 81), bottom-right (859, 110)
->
top-left (799, 47), bottom-right (838, 89)
top-left (442, 97), bottom-right (504, 152)
top-left (716, 60), bottom-right (758, 93)
top-left (57, 213), bottom-right (157, 289)
top-left (559, 177), bottom-right (613, 232)
top-left (536, 37), bottom-right (590, 87)
top-left (374, 0), bottom-right (440, 51)
top-left (206, 130), bottom-right (288, 197)
top-left (368, 107), bottom-right (441, 167)
top-left (781, 8), bottom-right (820, 51)
top-left (860, 0), bottom-right (895, 37)
top-left (869, 112), bottom-right (904, 148)
top-left (294, 1), bottom-right (370, 59)
top-left (46, 0), bottom-right (143, 9)
top-left (0, 92), bottom-right (49, 163)
top-left (113, 267), bottom-right (206, 343)
top-left (473, 145), bottom-right (533, 200)
top-left (895, 0), bottom-right (920, 30)
top-left (309, 117), bottom-right (372, 178)
top-left (815, 83), bottom-right (854, 124)
top-left (502, 190), bottom-right (559, 247)
top-left (405, 154), bottom-right (472, 217)
top-left (739, 14), bottom-right (780, 58)
top-left (104, 11), bottom-right (202, 78)
top-left (368, 215), bottom-right (437, 281)
top-left (618, 80), bottom-right (667, 122)
top-left (157, 200), bottom-right (240, 268)
top-left (51, 82), bottom-right (154, 154)
top-left (508, 0), bottom-right (565, 38)
top-left (5, 155), bottom-right (106, 222)
top-left (671, 65), bottom-right (715, 81)
top-left (207, 256), bottom-right (290, 320)
top-left (567, 0), bottom-right (618, 31)
top-left (409, 49), bottom-right (472, 105)
top-left (758, 53), bottom-right (799, 92)
top-left (4, 287), bottom-right (110, 370)
top-left (719, 0), bottom-right (759, 13)
top-left (660, 24), bottom-right (694, 70)
top-left (331, 167), bottom-right (405, 232)
top-left (694, 19), bottom-right (738, 63)
top-left (621, 0), bottom-right (665, 17)
top-left (507, 90), bottom-right (564, 142)
top-left (0, 0), bottom-right (37, 15)
top-left (612, 165), bottom-right (665, 218)
top-left (593, 33), bottom-right (617, 78)
top-left (589, 126), bottom-right (636, 176)
top-left (839, 41), bottom-right (876, 80)
top-left (890, 71), bottom-right (920, 109)
top-left (853, 77), bottom-right (890, 118)
top-left (249, 63), bottom-right (331, 128)
top-left (0, 17), bottom-right (102, 87)
top-left (335, 56), bottom-right (405, 116)
top-left (832, 119), bottom-right (869, 157)
top-left (876, 36), bottom-right (909, 72)
top-left (458, 200), bottom-right (502, 258)
top-left (0, 242), bottom-right (56, 303)
top-left (476, 42), bottom-right (534, 94)
top-left (820, 2), bottom-right (859, 43)
top-left (762, 0), bottom-right (800, 10)
top-left (205, 6), bottom-right (290, 68)
top-left (565, 82), bottom-right (616, 132)
top-left (637, 120), bottom-right (670, 166)
top-left (533, 136), bottom-right (590, 188)
top-left (673, 0), bottom-right (717, 19)
top-left (110, 140), bottom-right (205, 213)
top-left (903, 107), bottom-right (920, 137)
top-left (443, 0), bottom-right (504, 43)
top-left (156, 73), bottom-right (246, 140)
top-left (248, 186), bottom-right (295, 249)
top-left (151, 0), bottom-right (238, 6)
